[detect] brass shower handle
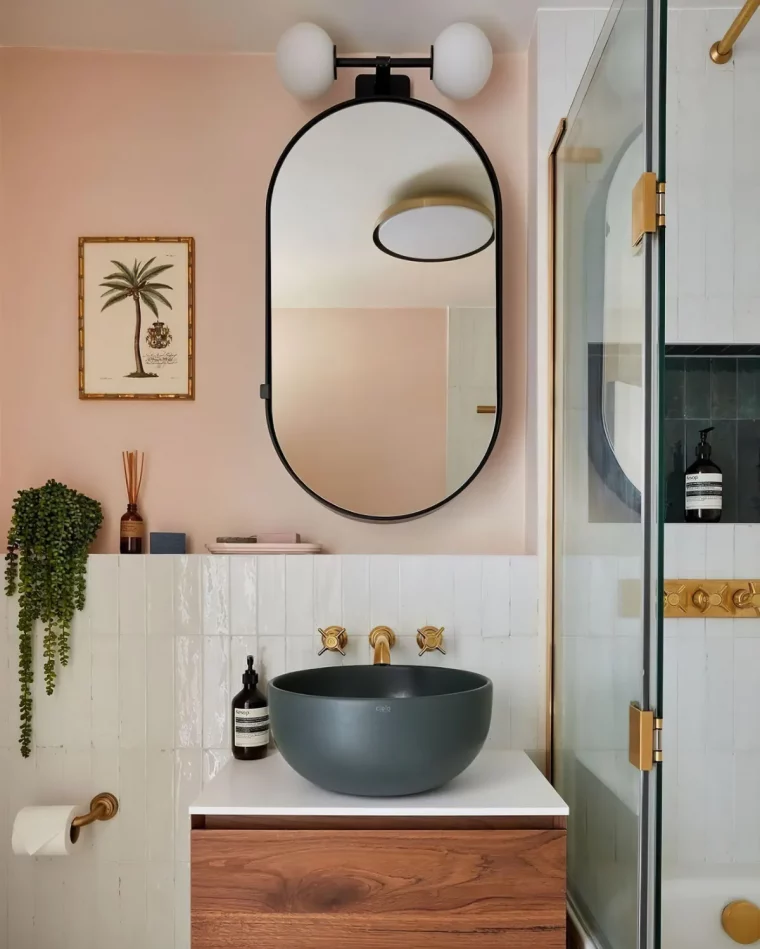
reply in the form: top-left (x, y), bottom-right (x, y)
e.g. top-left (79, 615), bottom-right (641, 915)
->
top-left (417, 626), bottom-right (446, 656)
top-left (732, 583), bottom-right (760, 615)
top-left (692, 585), bottom-right (730, 613)
top-left (318, 626), bottom-right (347, 656)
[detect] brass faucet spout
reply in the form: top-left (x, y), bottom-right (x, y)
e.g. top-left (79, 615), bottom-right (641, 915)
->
top-left (369, 626), bottom-right (396, 665)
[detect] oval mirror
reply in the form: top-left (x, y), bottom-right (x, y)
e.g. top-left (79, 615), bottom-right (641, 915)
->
top-left (265, 97), bottom-right (501, 520)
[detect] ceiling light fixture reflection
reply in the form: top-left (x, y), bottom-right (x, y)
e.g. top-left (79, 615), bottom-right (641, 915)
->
top-left (373, 196), bottom-right (494, 263)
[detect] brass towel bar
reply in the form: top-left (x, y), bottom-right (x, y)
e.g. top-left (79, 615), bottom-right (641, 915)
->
top-left (711, 0), bottom-right (760, 63)
top-left (664, 580), bottom-right (760, 618)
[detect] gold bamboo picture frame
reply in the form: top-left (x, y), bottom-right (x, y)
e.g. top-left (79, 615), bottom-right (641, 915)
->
top-left (79, 236), bottom-right (195, 399)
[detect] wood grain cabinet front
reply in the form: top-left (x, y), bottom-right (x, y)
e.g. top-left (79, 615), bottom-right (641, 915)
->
top-left (191, 827), bottom-right (566, 949)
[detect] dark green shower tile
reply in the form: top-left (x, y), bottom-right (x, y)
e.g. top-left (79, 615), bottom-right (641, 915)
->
top-left (686, 419), bottom-right (737, 521)
top-left (737, 421), bottom-right (760, 522)
top-left (710, 358), bottom-right (738, 420)
top-left (738, 358), bottom-right (760, 420)
top-left (663, 357), bottom-right (685, 419)
top-left (663, 419), bottom-right (686, 521)
top-left (683, 358), bottom-right (711, 419)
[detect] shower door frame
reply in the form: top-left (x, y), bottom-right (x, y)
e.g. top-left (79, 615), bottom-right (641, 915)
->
top-left (547, 1), bottom-right (668, 948)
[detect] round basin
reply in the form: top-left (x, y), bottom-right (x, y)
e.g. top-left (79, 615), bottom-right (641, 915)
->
top-left (268, 665), bottom-right (492, 797)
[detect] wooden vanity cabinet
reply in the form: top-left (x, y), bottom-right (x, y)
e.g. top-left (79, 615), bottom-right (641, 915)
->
top-left (191, 814), bottom-right (566, 949)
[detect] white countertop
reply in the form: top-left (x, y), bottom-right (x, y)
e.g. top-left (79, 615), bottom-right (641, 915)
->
top-left (190, 750), bottom-right (569, 817)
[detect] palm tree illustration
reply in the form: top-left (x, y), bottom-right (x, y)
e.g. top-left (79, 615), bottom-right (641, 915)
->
top-left (100, 258), bottom-right (174, 378)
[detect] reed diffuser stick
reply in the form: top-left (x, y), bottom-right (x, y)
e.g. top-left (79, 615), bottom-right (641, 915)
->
top-left (120, 451), bottom-right (145, 554)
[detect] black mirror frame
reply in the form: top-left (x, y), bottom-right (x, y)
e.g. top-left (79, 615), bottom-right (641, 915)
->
top-left (263, 95), bottom-right (503, 522)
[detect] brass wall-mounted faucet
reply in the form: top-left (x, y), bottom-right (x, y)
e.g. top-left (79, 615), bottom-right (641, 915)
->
top-left (369, 626), bottom-right (395, 665)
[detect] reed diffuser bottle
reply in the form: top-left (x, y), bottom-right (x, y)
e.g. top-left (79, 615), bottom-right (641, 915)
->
top-left (121, 450), bottom-right (145, 554)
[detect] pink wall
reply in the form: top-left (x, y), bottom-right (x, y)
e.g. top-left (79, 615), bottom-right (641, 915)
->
top-left (0, 48), bottom-right (527, 553)
top-left (272, 308), bottom-right (447, 516)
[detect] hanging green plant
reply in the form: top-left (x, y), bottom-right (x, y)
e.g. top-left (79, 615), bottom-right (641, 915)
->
top-left (5, 479), bottom-right (103, 757)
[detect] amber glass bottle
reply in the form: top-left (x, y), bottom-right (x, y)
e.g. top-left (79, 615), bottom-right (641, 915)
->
top-left (120, 503), bottom-right (144, 554)
top-left (232, 656), bottom-right (269, 760)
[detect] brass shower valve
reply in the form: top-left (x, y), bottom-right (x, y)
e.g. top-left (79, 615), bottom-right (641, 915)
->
top-left (664, 580), bottom-right (760, 618)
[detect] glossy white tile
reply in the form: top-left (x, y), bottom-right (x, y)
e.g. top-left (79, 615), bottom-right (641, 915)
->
top-left (174, 636), bottom-right (202, 749)
top-left (147, 555), bottom-right (175, 636)
top-left (257, 556), bottom-right (285, 637)
top-left (202, 556), bottom-right (229, 636)
top-left (229, 557), bottom-right (256, 637)
top-left (481, 557), bottom-right (509, 638)
top-left (285, 555), bottom-right (314, 637)
top-left (453, 556), bottom-right (483, 637)
top-left (119, 555), bottom-right (146, 636)
top-left (202, 636), bottom-right (230, 749)
top-left (174, 556), bottom-right (202, 636)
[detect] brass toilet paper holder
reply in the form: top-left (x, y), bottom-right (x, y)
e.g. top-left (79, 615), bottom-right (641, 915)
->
top-left (70, 792), bottom-right (119, 843)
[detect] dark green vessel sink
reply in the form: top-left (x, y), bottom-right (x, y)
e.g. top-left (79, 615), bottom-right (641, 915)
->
top-left (268, 665), bottom-right (492, 797)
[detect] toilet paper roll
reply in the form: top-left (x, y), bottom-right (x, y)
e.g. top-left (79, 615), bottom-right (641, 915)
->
top-left (12, 805), bottom-right (82, 856)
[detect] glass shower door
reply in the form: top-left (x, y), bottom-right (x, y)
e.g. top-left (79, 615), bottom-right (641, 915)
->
top-left (550, 0), bottom-right (667, 948)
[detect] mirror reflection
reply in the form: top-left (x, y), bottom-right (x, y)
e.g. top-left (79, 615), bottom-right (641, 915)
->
top-left (269, 99), bottom-right (499, 518)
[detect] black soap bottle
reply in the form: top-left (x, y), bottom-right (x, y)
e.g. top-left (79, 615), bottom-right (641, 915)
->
top-left (685, 426), bottom-right (722, 523)
top-left (231, 656), bottom-right (269, 760)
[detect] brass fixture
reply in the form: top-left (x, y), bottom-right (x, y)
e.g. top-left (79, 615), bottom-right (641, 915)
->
top-left (692, 583), bottom-right (730, 614)
top-left (664, 579), bottom-right (760, 618)
top-left (733, 582), bottom-right (760, 615)
top-left (369, 626), bottom-right (396, 665)
top-left (710, 0), bottom-right (760, 64)
top-left (722, 900), bottom-right (760, 944)
top-left (416, 626), bottom-right (446, 656)
top-left (318, 626), bottom-right (348, 656)
top-left (476, 405), bottom-right (496, 414)
top-left (628, 704), bottom-right (663, 771)
top-left (632, 173), bottom-right (666, 247)
top-left (70, 792), bottom-right (119, 843)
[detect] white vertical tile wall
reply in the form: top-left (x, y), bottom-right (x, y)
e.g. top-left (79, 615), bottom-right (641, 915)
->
top-left (663, 523), bottom-right (760, 868)
top-left (0, 553), bottom-right (539, 948)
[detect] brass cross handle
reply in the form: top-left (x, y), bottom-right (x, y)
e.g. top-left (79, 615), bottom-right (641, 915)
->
top-left (318, 626), bottom-right (347, 656)
top-left (416, 626), bottom-right (446, 656)
top-left (692, 585), bottom-right (730, 613)
top-left (733, 582), bottom-right (760, 615)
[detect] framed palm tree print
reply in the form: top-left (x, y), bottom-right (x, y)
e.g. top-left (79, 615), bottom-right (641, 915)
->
top-left (79, 236), bottom-right (195, 399)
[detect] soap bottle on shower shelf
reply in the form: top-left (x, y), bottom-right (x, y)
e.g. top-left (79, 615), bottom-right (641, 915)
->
top-left (685, 426), bottom-right (722, 523)
top-left (232, 656), bottom-right (269, 760)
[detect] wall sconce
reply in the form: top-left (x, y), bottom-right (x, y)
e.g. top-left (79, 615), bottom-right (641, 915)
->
top-left (275, 21), bottom-right (493, 101)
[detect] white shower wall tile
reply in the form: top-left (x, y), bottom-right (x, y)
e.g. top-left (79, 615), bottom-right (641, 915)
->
top-left (0, 554), bottom-right (540, 949)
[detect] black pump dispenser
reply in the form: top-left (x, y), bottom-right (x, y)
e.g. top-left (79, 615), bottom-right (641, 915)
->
top-left (231, 655), bottom-right (269, 760)
top-left (685, 426), bottom-right (722, 522)
top-left (242, 655), bottom-right (257, 688)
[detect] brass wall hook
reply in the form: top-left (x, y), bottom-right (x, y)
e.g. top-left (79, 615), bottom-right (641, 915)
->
top-left (416, 626), bottom-right (446, 656)
top-left (70, 792), bottom-right (118, 843)
top-left (318, 626), bottom-right (347, 656)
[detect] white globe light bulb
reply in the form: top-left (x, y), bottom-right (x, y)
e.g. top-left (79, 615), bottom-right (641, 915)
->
top-left (432, 23), bottom-right (493, 100)
top-left (276, 23), bottom-right (335, 101)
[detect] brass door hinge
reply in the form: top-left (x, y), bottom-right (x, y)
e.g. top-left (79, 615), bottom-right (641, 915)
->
top-left (629, 703), bottom-right (663, 771)
top-left (632, 173), bottom-right (666, 246)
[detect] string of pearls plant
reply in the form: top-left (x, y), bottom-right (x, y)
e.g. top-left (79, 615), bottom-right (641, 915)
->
top-left (5, 480), bottom-right (102, 757)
